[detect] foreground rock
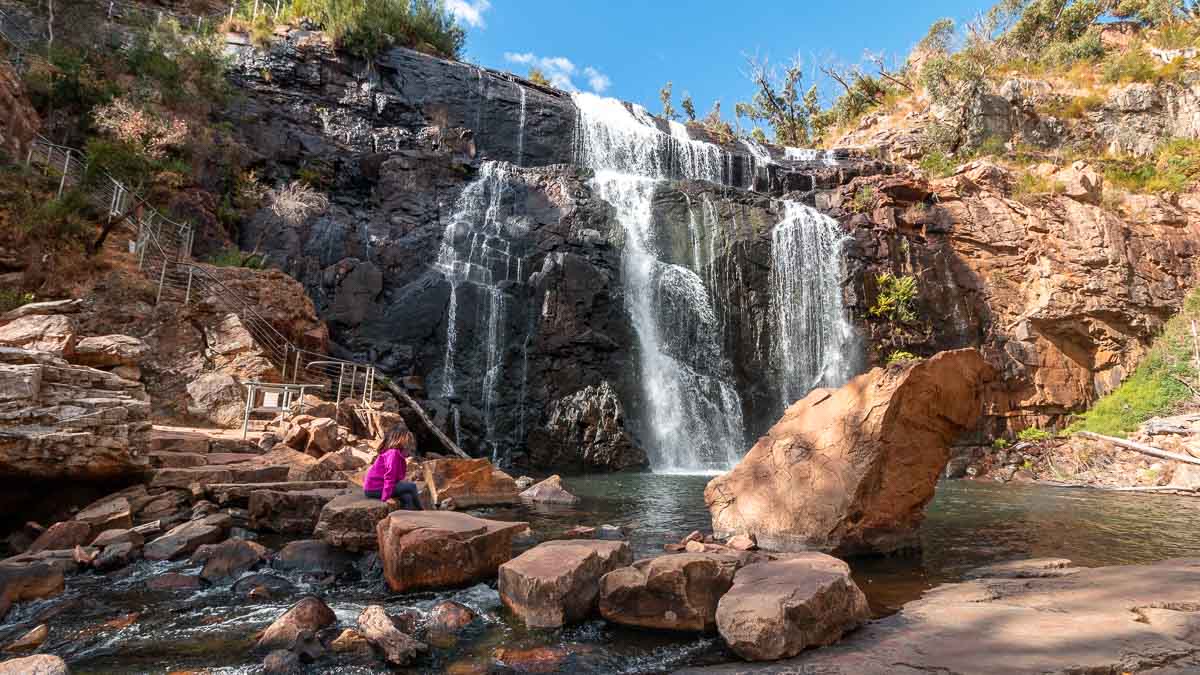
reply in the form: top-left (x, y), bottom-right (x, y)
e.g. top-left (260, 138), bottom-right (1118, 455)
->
top-left (0, 654), bottom-right (68, 674)
top-left (519, 475), bottom-right (580, 505)
top-left (499, 540), bottom-right (630, 628)
top-left (257, 596), bottom-right (336, 650)
top-left (706, 349), bottom-right (992, 555)
top-left (715, 554), bottom-right (869, 661)
top-left (377, 511), bottom-right (527, 592)
top-left (144, 513), bottom-right (232, 560)
top-left (422, 458), bottom-right (519, 508)
top-left (684, 558), bottom-right (1200, 674)
top-left (357, 605), bottom-right (427, 665)
top-left (599, 552), bottom-right (751, 631)
top-left (250, 488), bottom-right (344, 534)
top-left (0, 561), bottom-right (64, 619)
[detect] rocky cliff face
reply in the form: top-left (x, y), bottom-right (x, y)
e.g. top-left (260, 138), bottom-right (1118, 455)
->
top-left (219, 30), bottom-right (1200, 466)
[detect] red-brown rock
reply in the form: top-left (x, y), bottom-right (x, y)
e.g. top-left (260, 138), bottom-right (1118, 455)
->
top-left (376, 510), bottom-right (527, 592)
top-left (314, 494), bottom-right (398, 551)
top-left (499, 540), bottom-right (631, 628)
top-left (706, 349), bottom-right (993, 555)
top-left (356, 604), bottom-right (427, 665)
top-left (599, 552), bottom-right (749, 632)
top-left (256, 596), bottom-right (336, 650)
top-left (422, 458), bottom-right (519, 508)
top-left (28, 521), bottom-right (91, 554)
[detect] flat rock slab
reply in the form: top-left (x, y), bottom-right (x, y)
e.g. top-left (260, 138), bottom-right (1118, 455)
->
top-left (599, 552), bottom-right (754, 632)
top-left (0, 654), bottom-right (68, 674)
top-left (519, 475), bottom-right (580, 505)
top-left (715, 554), bottom-right (868, 661)
top-left (377, 511), bottom-right (528, 593)
top-left (965, 557), bottom-right (1077, 579)
top-left (205, 480), bottom-right (349, 506)
top-left (144, 514), bottom-right (232, 561)
top-left (684, 558), bottom-right (1200, 674)
top-left (150, 464), bottom-right (291, 490)
top-left (249, 488), bottom-right (345, 535)
top-left (499, 540), bottom-right (631, 628)
top-left (314, 494), bottom-right (398, 552)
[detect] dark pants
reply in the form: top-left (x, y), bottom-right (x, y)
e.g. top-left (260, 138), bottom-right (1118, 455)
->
top-left (365, 481), bottom-right (422, 510)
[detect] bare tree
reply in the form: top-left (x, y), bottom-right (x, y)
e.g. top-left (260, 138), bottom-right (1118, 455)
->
top-left (241, 180), bottom-right (329, 266)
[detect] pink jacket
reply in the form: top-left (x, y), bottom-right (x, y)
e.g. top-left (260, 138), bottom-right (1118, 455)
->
top-left (363, 448), bottom-right (408, 500)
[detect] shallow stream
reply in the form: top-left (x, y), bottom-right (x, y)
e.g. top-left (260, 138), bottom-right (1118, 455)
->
top-left (11, 476), bottom-right (1200, 673)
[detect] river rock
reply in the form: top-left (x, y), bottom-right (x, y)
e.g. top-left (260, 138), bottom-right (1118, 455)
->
top-left (357, 604), bottom-right (427, 666)
top-left (192, 538), bottom-right (270, 581)
top-left (257, 596), bottom-right (336, 650)
top-left (714, 554), bottom-right (869, 661)
top-left (94, 541), bottom-right (140, 571)
top-left (314, 494), bottom-right (398, 551)
top-left (29, 521), bottom-right (91, 553)
top-left (303, 417), bottom-right (339, 456)
top-left (75, 494), bottom-right (134, 534)
top-left (91, 528), bottom-right (144, 548)
top-left (272, 539), bottom-right (356, 577)
top-left (0, 561), bottom-right (63, 619)
top-left (249, 488), bottom-right (344, 534)
top-left (428, 600), bottom-right (477, 646)
top-left (3, 623), bottom-right (47, 652)
top-left (706, 349), bottom-right (993, 555)
top-left (422, 458), bottom-right (519, 508)
top-left (144, 513), bottom-right (232, 560)
top-left (0, 654), bottom-right (68, 674)
top-left (599, 552), bottom-right (751, 632)
top-left (72, 334), bottom-right (149, 368)
top-left (376, 510), bottom-right (528, 592)
top-left (330, 627), bottom-right (373, 656)
top-left (147, 572), bottom-right (207, 592)
top-left (232, 573), bottom-right (296, 600)
top-left (499, 540), bottom-right (631, 628)
top-left (186, 372), bottom-right (246, 428)
top-left (519, 475), bottom-right (581, 505)
top-left (262, 649), bottom-right (302, 674)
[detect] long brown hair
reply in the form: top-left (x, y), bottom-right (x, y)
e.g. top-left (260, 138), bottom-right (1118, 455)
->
top-left (377, 424), bottom-right (416, 456)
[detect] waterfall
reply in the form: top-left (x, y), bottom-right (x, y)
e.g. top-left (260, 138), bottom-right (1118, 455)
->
top-left (436, 162), bottom-right (529, 463)
top-left (783, 147), bottom-right (837, 166)
top-left (769, 201), bottom-right (854, 406)
top-left (574, 92), bottom-right (745, 473)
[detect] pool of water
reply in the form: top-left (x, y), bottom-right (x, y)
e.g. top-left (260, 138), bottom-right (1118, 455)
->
top-left (12, 476), bottom-right (1200, 673)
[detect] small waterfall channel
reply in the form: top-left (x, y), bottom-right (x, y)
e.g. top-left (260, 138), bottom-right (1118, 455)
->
top-left (436, 162), bottom-right (529, 464)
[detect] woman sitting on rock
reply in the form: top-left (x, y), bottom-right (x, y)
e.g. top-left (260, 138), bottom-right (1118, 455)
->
top-left (363, 425), bottom-right (423, 510)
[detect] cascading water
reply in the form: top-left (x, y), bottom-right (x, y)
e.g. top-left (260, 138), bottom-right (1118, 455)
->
top-left (515, 84), bottom-right (527, 166)
top-left (573, 92), bottom-right (744, 472)
top-left (437, 161), bottom-right (529, 463)
top-left (769, 201), bottom-right (855, 406)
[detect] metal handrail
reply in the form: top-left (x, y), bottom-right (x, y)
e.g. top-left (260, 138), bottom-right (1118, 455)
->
top-left (2, 1), bottom-right (379, 404)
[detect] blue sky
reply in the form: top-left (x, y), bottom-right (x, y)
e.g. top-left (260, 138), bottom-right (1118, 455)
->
top-left (447, 0), bottom-right (995, 119)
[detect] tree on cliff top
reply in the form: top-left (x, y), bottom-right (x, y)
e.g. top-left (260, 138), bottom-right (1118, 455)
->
top-left (283, 0), bottom-right (466, 59)
top-left (528, 67), bottom-right (550, 87)
top-left (735, 55), bottom-right (819, 146)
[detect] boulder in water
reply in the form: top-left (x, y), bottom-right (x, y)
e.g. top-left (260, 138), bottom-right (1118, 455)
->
top-left (519, 475), bottom-right (580, 505)
top-left (599, 552), bottom-right (750, 632)
top-left (3, 623), bottom-right (47, 652)
top-left (144, 513), bottom-right (232, 560)
top-left (29, 521), bottom-right (91, 553)
top-left (356, 604), bottom-right (427, 665)
top-left (499, 540), bottom-right (631, 628)
top-left (192, 538), bottom-right (270, 582)
top-left (376, 510), bottom-right (527, 592)
top-left (706, 349), bottom-right (993, 555)
top-left (422, 458), bottom-right (520, 508)
top-left (714, 554), bottom-right (869, 661)
top-left (256, 596), bottom-right (336, 650)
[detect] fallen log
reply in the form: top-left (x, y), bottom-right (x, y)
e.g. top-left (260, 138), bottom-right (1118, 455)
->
top-left (381, 378), bottom-right (470, 460)
top-left (1077, 431), bottom-right (1200, 468)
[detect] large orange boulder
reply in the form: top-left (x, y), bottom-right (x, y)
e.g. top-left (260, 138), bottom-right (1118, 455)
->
top-left (706, 349), bottom-right (993, 555)
top-left (422, 458), bottom-right (519, 508)
top-left (498, 540), bottom-right (631, 628)
top-left (376, 511), bottom-right (527, 593)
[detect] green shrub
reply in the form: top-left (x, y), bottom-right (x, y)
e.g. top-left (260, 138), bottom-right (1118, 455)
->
top-left (919, 150), bottom-right (957, 178)
top-left (849, 185), bottom-right (877, 213)
top-left (1043, 31), bottom-right (1106, 67)
top-left (260, 0), bottom-right (466, 60)
top-left (1102, 49), bottom-right (1162, 84)
top-left (209, 248), bottom-right (265, 269)
top-left (1017, 427), bottom-right (1053, 442)
top-left (1044, 93), bottom-right (1105, 120)
top-left (1104, 139), bottom-right (1200, 195)
top-left (1012, 172), bottom-right (1064, 201)
top-left (992, 437), bottom-right (1010, 449)
top-left (1070, 287), bottom-right (1200, 437)
top-left (0, 289), bottom-right (34, 313)
top-left (886, 350), bottom-right (919, 365)
top-left (973, 135), bottom-right (1008, 158)
top-left (870, 273), bottom-right (918, 324)
top-left (1152, 22), bottom-right (1200, 50)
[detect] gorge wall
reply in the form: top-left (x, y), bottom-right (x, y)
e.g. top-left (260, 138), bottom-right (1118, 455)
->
top-left (219, 30), bottom-right (1200, 469)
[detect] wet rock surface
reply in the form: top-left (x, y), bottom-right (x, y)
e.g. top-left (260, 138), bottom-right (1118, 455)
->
top-left (376, 510), bottom-right (527, 593)
top-left (499, 539), bottom-right (631, 628)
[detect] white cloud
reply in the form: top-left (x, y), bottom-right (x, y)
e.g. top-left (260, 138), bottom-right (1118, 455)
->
top-left (446, 0), bottom-right (491, 28)
top-left (583, 66), bottom-right (611, 94)
top-left (504, 52), bottom-right (611, 94)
